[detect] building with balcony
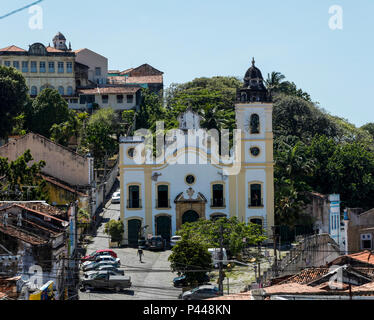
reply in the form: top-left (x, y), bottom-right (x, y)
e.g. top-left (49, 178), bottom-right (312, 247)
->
top-left (119, 59), bottom-right (275, 245)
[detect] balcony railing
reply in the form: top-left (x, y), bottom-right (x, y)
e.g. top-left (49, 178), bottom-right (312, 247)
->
top-left (248, 198), bottom-right (264, 208)
top-left (127, 199), bottom-right (142, 209)
top-left (210, 198), bottom-right (226, 208)
top-left (156, 198), bottom-right (171, 209)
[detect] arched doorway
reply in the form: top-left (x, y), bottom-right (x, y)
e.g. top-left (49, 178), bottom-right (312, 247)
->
top-left (182, 210), bottom-right (199, 225)
top-left (156, 215), bottom-right (172, 242)
top-left (128, 219), bottom-right (141, 247)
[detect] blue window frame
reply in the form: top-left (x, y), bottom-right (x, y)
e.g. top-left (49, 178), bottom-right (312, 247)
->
top-left (31, 61), bottom-right (37, 73)
top-left (58, 62), bottom-right (64, 73)
top-left (13, 61), bottom-right (20, 70)
top-left (4, 61), bottom-right (11, 67)
top-left (58, 86), bottom-right (64, 96)
top-left (40, 61), bottom-right (46, 73)
top-left (67, 86), bottom-right (73, 96)
top-left (31, 86), bottom-right (37, 96)
top-left (67, 62), bottom-right (73, 73)
top-left (48, 62), bottom-right (55, 73)
top-left (22, 61), bottom-right (29, 73)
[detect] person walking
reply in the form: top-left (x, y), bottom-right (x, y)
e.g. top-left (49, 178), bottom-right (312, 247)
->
top-left (137, 247), bottom-right (144, 263)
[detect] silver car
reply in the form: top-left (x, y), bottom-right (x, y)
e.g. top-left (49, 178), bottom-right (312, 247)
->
top-left (170, 236), bottom-right (182, 247)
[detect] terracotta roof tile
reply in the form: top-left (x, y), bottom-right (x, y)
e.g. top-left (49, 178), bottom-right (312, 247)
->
top-left (45, 46), bottom-right (65, 53)
top-left (352, 281), bottom-right (374, 293)
top-left (0, 222), bottom-right (47, 245)
top-left (77, 86), bottom-right (141, 95)
top-left (278, 267), bottom-right (330, 285)
top-left (0, 45), bottom-right (26, 52)
top-left (263, 283), bottom-right (325, 295)
top-left (108, 75), bottom-right (163, 85)
top-left (208, 292), bottom-right (253, 300)
top-left (348, 251), bottom-right (374, 265)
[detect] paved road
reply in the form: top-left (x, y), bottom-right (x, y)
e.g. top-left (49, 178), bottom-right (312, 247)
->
top-left (79, 200), bottom-right (181, 300)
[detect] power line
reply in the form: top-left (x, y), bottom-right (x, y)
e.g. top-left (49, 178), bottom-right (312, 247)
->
top-left (0, 0), bottom-right (44, 20)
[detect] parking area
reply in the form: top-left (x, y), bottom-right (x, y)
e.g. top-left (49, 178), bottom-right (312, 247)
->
top-left (79, 202), bottom-right (181, 300)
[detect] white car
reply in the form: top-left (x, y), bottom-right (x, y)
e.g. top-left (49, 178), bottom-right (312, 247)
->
top-left (170, 236), bottom-right (182, 247)
top-left (111, 191), bottom-right (121, 204)
top-left (82, 255), bottom-right (120, 268)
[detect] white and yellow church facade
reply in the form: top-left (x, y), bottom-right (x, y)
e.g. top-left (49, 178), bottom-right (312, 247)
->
top-left (119, 60), bottom-right (274, 245)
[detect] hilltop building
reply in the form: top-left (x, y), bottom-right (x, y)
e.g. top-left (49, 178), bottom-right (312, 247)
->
top-left (119, 59), bottom-right (274, 245)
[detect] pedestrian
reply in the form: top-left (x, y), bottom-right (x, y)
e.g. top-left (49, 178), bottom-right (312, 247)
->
top-left (137, 247), bottom-right (144, 263)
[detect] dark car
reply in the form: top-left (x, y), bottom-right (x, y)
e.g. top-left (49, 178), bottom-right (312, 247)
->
top-left (181, 285), bottom-right (220, 300)
top-left (173, 274), bottom-right (210, 288)
top-left (147, 236), bottom-right (165, 251)
top-left (138, 239), bottom-right (147, 249)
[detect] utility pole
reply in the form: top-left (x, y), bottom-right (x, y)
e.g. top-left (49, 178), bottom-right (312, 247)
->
top-left (272, 226), bottom-right (278, 277)
top-left (218, 224), bottom-right (224, 296)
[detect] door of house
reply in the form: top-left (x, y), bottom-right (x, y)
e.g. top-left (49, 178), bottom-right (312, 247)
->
top-left (128, 219), bottom-right (141, 247)
top-left (182, 210), bottom-right (199, 225)
top-left (156, 216), bottom-right (172, 242)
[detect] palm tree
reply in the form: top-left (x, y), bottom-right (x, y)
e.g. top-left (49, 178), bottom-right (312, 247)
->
top-left (265, 71), bottom-right (286, 94)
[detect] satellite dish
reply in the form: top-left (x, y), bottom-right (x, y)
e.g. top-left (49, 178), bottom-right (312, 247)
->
top-left (61, 221), bottom-right (69, 227)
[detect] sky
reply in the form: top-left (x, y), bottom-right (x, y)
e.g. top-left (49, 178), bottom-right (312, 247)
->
top-left (0, 0), bottom-right (373, 127)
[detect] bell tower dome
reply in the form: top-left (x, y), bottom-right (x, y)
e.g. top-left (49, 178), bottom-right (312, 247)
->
top-left (53, 32), bottom-right (68, 51)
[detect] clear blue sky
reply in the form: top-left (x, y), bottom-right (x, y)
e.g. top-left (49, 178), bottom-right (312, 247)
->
top-left (1, 0), bottom-right (373, 126)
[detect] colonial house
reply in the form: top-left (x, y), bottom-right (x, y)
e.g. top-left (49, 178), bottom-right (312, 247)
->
top-left (108, 63), bottom-right (164, 94)
top-left (119, 60), bottom-right (275, 245)
top-left (343, 208), bottom-right (374, 253)
top-left (0, 33), bottom-right (76, 98)
top-left (0, 202), bottom-right (70, 295)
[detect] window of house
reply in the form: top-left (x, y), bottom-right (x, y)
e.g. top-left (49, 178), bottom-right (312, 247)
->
top-left (117, 95), bottom-right (123, 104)
top-left (102, 95), bottom-right (109, 104)
top-left (86, 95), bottom-right (95, 104)
top-left (31, 61), bottom-right (37, 73)
top-left (30, 86), bottom-right (38, 96)
top-left (249, 183), bottom-right (262, 207)
top-left (58, 62), bottom-right (64, 73)
top-left (250, 218), bottom-right (263, 228)
top-left (40, 61), bottom-right (46, 73)
top-left (361, 234), bottom-right (372, 250)
top-left (127, 95), bottom-right (134, 103)
top-left (49, 62), bottom-right (55, 73)
top-left (95, 67), bottom-right (101, 76)
top-left (128, 185), bottom-right (140, 209)
top-left (67, 62), bottom-right (73, 73)
top-left (80, 95), bottom-right (86, 104)
top-left (157, 185), bottom-right (169, 208)
top-left (4, 61), bottom-right (11, 67)
top-left (212, 184), bottom-right (224, 207)
top-left (13, 61), bottom-right (20, 70)
top-left (22, 61), bottom-right (28, 73)
top-left (67, 86), bottom-right (73, 96)
top-left (58, 86), bottom-right (65, 96)
top-left (250, 114), bottom-right (260, 134)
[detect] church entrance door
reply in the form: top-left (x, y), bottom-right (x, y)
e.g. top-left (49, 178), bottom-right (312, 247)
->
top-left (182, 210), bottom-right (199, 225)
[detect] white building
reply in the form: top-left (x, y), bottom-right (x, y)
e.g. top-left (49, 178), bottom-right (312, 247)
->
top-left (119, 60), bottom-right (275, 245)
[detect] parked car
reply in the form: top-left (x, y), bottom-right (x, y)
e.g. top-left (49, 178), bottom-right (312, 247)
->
top-left (111, 191), bottom-right (121, 204)
top-left (81, 249), bottom-right (118, 263)
top-left (82, 260), bottom-right (120, 272)
top-left (81, 271), bottom-right (131, 292)
top-left (173, 274), bottom-right (210, 288)
top-left (84, 265), bottom-right (124, 278)
top-left (208, 248), bottom-right (228, 268)
top-left (147, 236), bottom-right (165, 251)
top-left (181, 285), bottom-right (220, 300)
top-left (170, 236), bottom-right (182, 247)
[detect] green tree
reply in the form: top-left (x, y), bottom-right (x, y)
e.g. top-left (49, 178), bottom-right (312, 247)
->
top-left (168, 238), bottom-right (212, 286)
top-left (0, 150), bottom-right (48, 201)
top-left (0, 66), bottom-right (29, 139)
top-left (26, 88), bottom-right (71, 137)
top-left (81, 108), bottom-right (118, 167)
top-left (104, 220), bottom-right (124, 247)
top-left (176, 217), bottom-right (266, 258)
top-left (361, 123), bottom-right (374, 139)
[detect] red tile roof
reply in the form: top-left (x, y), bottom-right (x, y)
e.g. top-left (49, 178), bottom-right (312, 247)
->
top-left (278, 267), bottom-right (331, 285)
top-left (40, 174), bottom-right (88, 197)
top-left (0, 222), bottom-right (47, 245)
top-left (46, 46), bottom-right (65, 53)
top-left (352, 281), bottom-right (374, 293)
top-left (0, 45), bottom-right (26, 52)
top-left (348, 251), bottom-right (374, 265)
top-left (108, 75), bottom-right (163, 85)
top-left (77, 86), bottom-right (141, 95)
top-left (262, 283), bottom-right (325, 295)
top-left (208, 292), bottom-right (253, 300)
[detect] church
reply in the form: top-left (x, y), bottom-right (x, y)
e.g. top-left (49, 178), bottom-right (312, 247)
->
top-left (119, 60), bottom-right (275, 245)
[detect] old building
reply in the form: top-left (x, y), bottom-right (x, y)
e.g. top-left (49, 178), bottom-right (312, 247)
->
top-left (344, 208), bottom-right (374, 253)
top-left (0, 32), bottom-right (76, 98)
top-left (0, 202), bottom-right (70, 295)
top-left (108, 63), bottom-right (164, 94)
top-left (74, 48), bottom-right (108, 85)
top-left (119, 60), bottom-right (275, 245)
